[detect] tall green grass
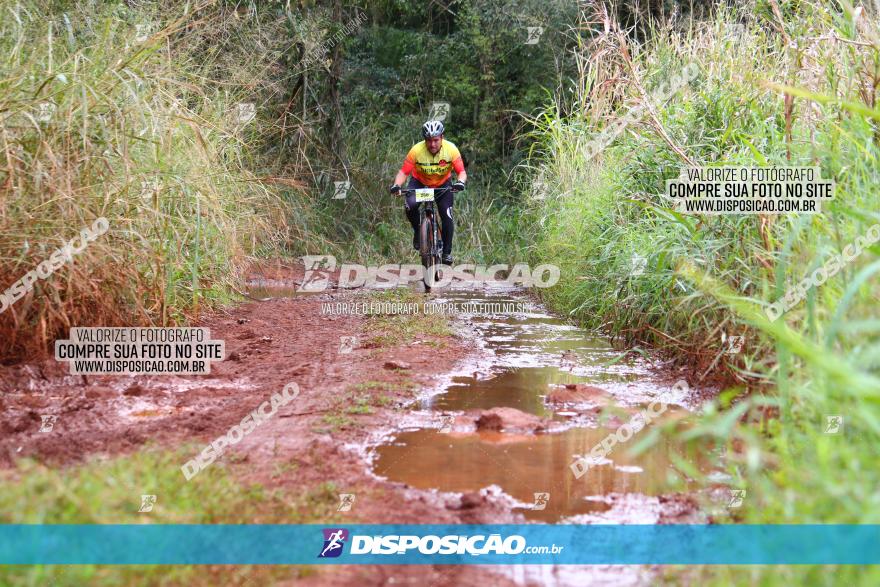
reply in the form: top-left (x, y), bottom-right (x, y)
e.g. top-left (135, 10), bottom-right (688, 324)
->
top-left (0, 1), bottom-right (300, 361)
top-left (524, 1), bottom-right (879, 583)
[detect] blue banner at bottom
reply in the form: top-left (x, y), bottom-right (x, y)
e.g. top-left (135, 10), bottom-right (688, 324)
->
top-left (1, 525), bottom-right (877, 565)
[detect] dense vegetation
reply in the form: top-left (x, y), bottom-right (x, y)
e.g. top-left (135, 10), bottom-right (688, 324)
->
top-left (0, 1), bottom-right (295, 359)
top-left (0, 0), bottom-right (575, 359)
top-left (521, 1), bottom-right (879, 584)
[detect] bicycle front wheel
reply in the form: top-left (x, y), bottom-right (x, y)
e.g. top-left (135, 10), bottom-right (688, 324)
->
top-left (420, 217), bottom-right (435, 292)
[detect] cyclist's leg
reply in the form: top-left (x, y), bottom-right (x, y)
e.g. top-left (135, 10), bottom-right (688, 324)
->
top-left (404, 178), bottom-right (424, 248)
top-left (435, 181), bottom-right (454, 258)
top-left (404, 178), bottom-right (424, 225)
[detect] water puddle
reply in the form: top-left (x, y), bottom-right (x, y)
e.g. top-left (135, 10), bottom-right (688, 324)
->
top-left (371, 285), bottom-right (712, 522)
top-left (379, 426), bottom-right (709, 522)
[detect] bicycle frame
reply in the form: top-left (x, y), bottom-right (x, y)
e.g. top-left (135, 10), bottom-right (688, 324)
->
top-left (401, 186), bottom-right (452, 291)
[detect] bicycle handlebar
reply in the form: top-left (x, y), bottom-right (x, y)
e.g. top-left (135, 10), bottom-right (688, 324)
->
top-left (399, 185), bottom-right (463, 195)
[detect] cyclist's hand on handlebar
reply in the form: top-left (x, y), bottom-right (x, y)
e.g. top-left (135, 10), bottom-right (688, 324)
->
top-left (451, 180), bottom-right (466, 192)
top-left (389, 184), bottom-right (401, 195)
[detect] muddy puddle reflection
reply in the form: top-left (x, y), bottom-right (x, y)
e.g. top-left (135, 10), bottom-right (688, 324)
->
top-left (377, 425), bottom-right (705, 522)
top-left (373, 285), bottom-right (712, 522)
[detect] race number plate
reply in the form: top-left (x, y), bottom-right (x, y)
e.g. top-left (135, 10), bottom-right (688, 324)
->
top-left (414, 188), bottom-right (435, 202)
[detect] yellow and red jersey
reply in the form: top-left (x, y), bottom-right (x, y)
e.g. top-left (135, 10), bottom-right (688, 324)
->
top-left (399, 140), bottom-right (465, 187)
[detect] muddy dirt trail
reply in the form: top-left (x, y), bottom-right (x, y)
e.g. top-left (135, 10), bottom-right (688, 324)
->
top-left (0, 263), bottom-right (717, 586)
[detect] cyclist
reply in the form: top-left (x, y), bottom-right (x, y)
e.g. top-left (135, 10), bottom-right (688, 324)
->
top-left (389, 120), bottom-right (467, 265)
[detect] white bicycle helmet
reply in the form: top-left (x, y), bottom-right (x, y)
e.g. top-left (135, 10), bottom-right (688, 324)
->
top-left (422, 120), bottom-right (444, 138)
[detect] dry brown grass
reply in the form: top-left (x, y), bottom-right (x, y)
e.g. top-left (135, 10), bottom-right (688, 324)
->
top-left (0, 1), bottom-right (307, 362)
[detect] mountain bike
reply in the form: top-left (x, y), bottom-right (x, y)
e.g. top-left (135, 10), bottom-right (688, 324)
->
top-left (401, 185), bottom-right (456, 292)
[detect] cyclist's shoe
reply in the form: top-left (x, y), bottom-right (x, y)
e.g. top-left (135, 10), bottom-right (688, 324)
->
top-left (442, 254), bottom-right (454, 265)
top-left (412, 232), bottom-right (420, 251)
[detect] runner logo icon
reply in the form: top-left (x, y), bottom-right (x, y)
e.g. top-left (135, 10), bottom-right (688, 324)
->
top-left (318, 528), bottom-right (349, 558)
